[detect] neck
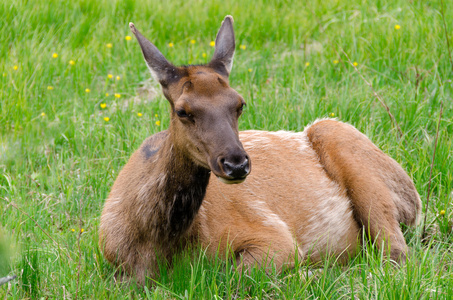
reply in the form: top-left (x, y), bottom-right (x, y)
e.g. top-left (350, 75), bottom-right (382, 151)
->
top-left (138, 131), bottom-right (211, 249)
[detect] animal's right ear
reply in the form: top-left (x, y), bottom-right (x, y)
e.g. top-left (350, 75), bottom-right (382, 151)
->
top-left (129, 23), bottom-right (178, 87)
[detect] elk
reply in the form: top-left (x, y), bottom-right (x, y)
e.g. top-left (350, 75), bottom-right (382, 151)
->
top-left (99, 16), bottom-right (421, 284)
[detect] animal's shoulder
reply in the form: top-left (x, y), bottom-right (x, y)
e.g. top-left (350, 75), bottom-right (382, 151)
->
top-left (140, 130), bottom-right (168, 159)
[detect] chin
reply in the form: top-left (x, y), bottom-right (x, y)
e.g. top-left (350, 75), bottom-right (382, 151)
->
top-left (216, 176), bottom-right (247, 184)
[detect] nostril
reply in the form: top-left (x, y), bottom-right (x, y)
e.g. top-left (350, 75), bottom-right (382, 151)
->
top-left (221, 156), bottom-right (250, 179)
top-left (242, 156), bottom-right (249, 167)
top-left (223, 160), bottom-right (233, 168)
top-left (222, 160), bottom-right (234, 174)
top-left (242, 158), bottom-right (249, 171)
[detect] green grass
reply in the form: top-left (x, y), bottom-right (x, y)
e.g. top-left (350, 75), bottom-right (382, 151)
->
top-left (1, 0), bottom-right (452, 298)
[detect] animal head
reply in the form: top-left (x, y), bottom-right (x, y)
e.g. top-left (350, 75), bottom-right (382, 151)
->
top-left (130, 16), bottom-right (250, 184)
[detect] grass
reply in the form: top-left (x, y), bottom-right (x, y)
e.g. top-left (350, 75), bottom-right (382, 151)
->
top-left (1, 0), bottom-right (452, 298)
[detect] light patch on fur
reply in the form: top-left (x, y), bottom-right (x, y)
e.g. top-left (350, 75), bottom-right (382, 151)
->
top-left (100, 195), bottom-right (123, 230)
top-left (156, 173), bottom-right (167, 189)
top-left (225, 56), bottom-right (234, 74)
top-left (302, 117), bottom-right (336, 132)
top-left (268, 131), bottom-right (311, 153)
top-left (240, 130), bottom-right (310, 153)
top-left (146, 65), bottom-right (161, 83)
top-left (100, 199), bottom-right (129, 256)
top-left (137, 173), bottom-right (166, 201)
top-left (240, 130), bottom-right (271, 150)
top-left (100, 210), bottom-right (118, 230)
top-left (303, 118), bottom-right (374, 144)
top-left (247, 200), bottom-right (290, 232)
top-left (300, 176), bottom-right (357, 253)
top-left (129, 173), bottom-right (169, 226)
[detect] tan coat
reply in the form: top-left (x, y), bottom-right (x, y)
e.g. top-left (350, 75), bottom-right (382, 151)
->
top-left (99, 17), bottom-right (421, 284)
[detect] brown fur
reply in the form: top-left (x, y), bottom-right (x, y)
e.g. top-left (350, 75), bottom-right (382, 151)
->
top-left (99, 17), bottom-right (421, 284)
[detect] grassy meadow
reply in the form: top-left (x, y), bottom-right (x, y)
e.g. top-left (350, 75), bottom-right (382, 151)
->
top-left (1, 0), bottom-right (453, 298)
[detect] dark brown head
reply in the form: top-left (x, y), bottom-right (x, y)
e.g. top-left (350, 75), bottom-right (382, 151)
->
top-left (130, 16), bottom-right (250, 184)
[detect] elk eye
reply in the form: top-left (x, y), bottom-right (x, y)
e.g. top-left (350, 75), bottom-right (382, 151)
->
top-left (176, 109), bottom-right (190, 118)
top-left (238, 103), bottom-right (246, 114)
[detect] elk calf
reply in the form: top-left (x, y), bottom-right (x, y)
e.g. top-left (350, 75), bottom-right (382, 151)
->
top-left (99, 16), bottom-right (421, 284)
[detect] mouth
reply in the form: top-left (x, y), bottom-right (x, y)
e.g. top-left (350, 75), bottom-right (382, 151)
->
top-left (216, 175), bottom-right (247, 184)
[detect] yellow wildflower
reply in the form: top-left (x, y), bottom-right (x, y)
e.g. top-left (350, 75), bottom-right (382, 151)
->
top-left (69, 60), bottom-right (75, 66)
top-left (52, 53), bottom-right (58, 58)
top-left (168, 42), bottom-right (174, 47)
top-left (202, 53), bottom-right (207, 58)
top-left (13, 65), bottom-right (18, 70)
top-left (190, 39), bottom-right (196, 44)
top-left (329, 112), bottom-right (335, 117)
top-left (85, 88), bottom-right (91, 93)
top-left (210, 41), bottom-right (215, 47)
top-left (100, 103), bottom-right (107, 109)
top-left (104, 117), bottom-right (110, 122)
top-left (305, 62), bottom-right (310, 67)
top-left (353, 62), bottom-right (358, 67)
top-left (333, 60), bottom-right (339, 64)
top-left (106, 43), bottom-right (113, 48)
top-left (105, 93), bottom-right (109, 97)
top-left (155, 120), bottom-right (161, 126)
top-left (116, 75), bottom-right (121, 80)
top-left (114, 93), bottom-right (121, 98)
top-left (81, 228), bottom-right (84, 233)
top-left (108, 74), bottom-right (113, 79)
top-left (240, 44), bottom-right (246, 50)
top-left (47, 86), bottom-right (54, 90)
top-left (125, 35), bottom-right (132, 41)
top-left (440, 210), bottom-right (446, 216)
top-left (41, 112), bottom-right (46, 117)
top-left (137, 112), bottom-right (143, 117)
top-left (394, 24), bottom-right (401, 30)
top-left (248, 68), bottom-right (252, 72)
top-left (155, 114), bottom-right (158, 118)
top-left (71, 228), bottom-right (75, 232)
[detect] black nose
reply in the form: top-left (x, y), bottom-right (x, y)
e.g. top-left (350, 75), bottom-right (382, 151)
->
top-left (221, 155), bottom-right (250, 179)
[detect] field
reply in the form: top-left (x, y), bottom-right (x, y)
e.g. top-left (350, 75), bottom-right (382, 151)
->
top-left (1, 0), bottom-right (452, 298)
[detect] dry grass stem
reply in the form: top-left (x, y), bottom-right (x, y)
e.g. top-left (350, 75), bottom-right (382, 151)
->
top-left (422, 100), bottom-right (444, 241)
top-left (1, 197), bottom-right (73, 261)
top-left (440, 0), bottom-right (453, 71)
top-left (340, 49), bottom-right (403, 139)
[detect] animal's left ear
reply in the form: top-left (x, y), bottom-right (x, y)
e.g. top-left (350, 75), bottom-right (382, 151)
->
top-left (209, 15), bottom-right (235, 77)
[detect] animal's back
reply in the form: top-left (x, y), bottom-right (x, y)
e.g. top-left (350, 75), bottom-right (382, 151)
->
top-left (191, 119), bottom-right (421, 266)
top-left (192, 128), bottom-right (361, 265)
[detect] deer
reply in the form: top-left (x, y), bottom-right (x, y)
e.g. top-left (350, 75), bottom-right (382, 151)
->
top-left (99, 16), bottom-right (422, 284)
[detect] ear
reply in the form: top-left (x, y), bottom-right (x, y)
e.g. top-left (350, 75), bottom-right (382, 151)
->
top-left (209, 15), bottom-right (235, 76)
top-left (129, 23), bottom-right (178, 86)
